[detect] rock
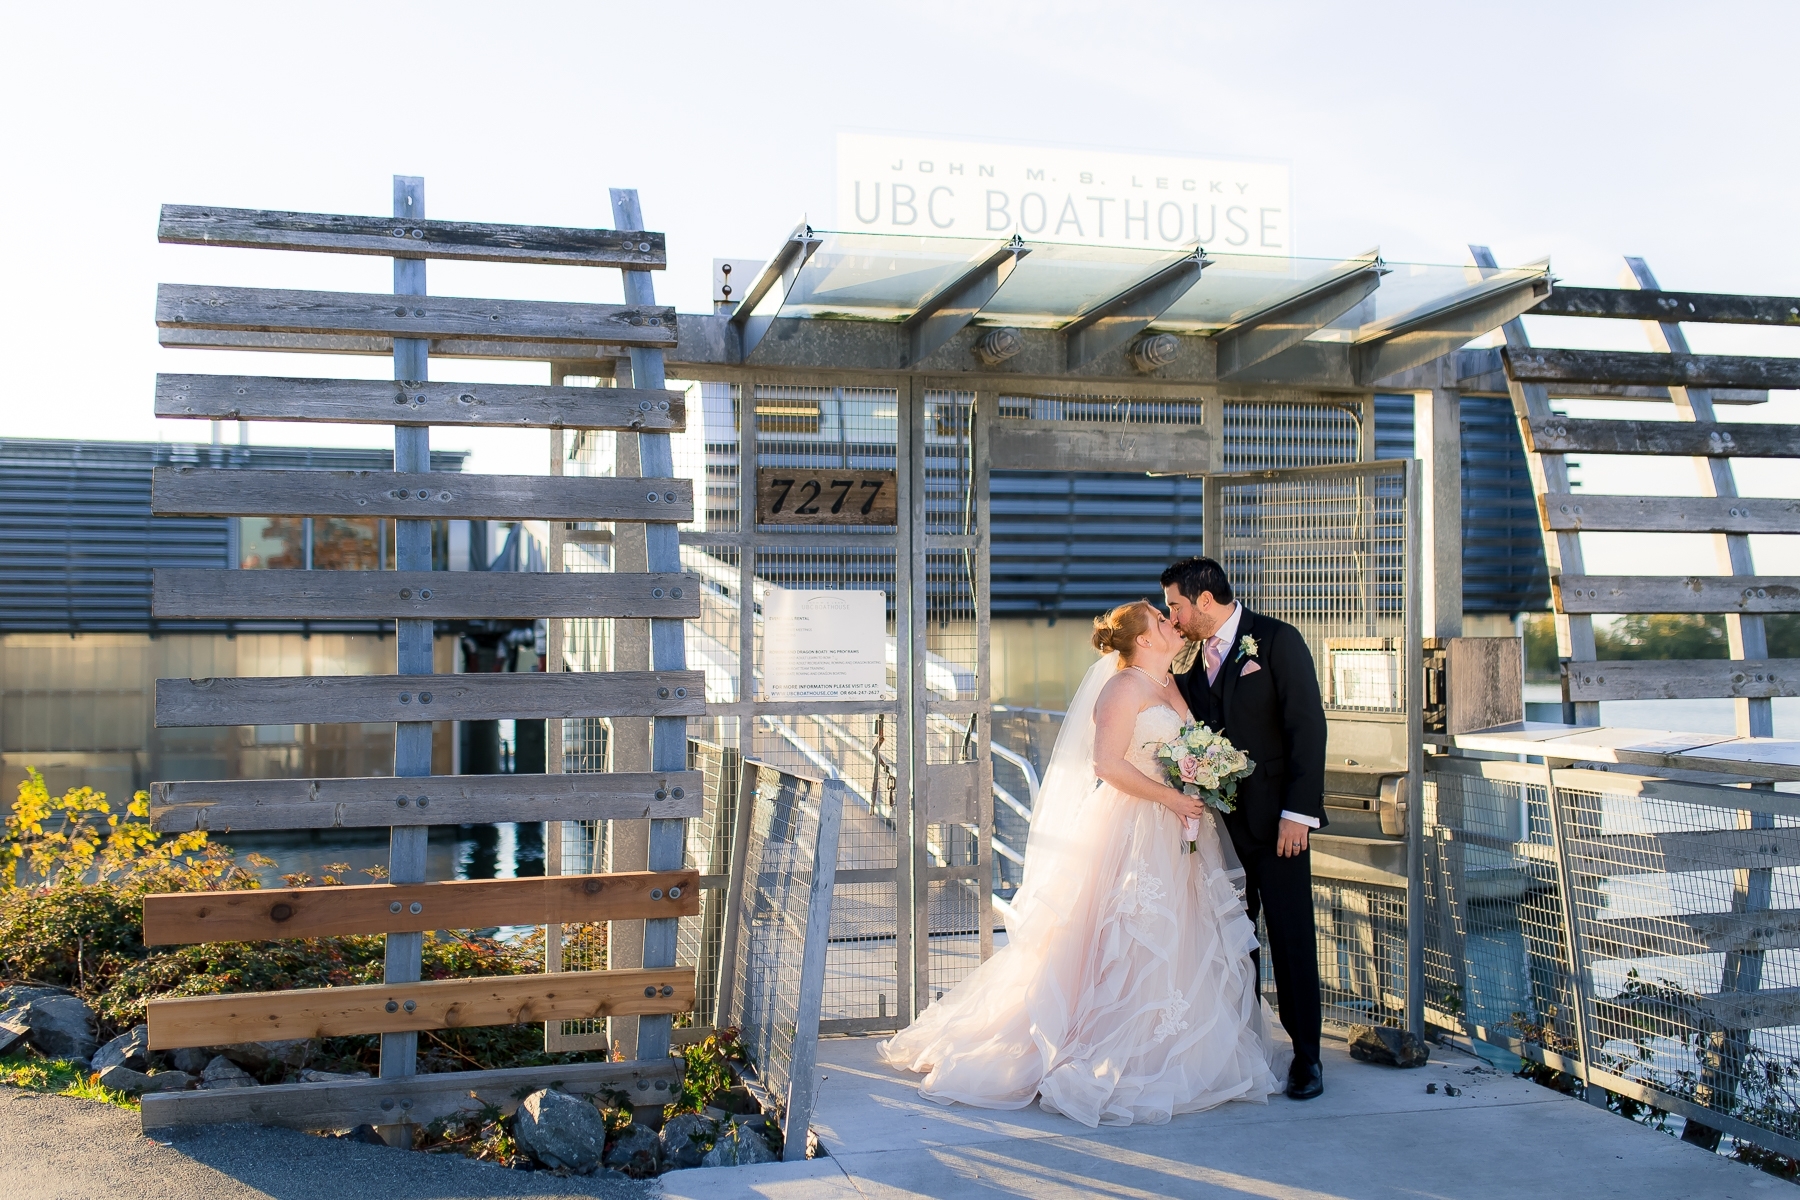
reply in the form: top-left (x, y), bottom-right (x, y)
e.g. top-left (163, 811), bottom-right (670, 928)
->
top-left (299, 1068), bottom-right (370, 1083)
top-left (0, 985), bottom-right (69, 1011)
top-left (97, 1065), bottom-right (193, 1095)
top-left (14, 993), bottom-right (97, 1063)
top-left (92, 1025), bottom-right (152, 1075)
top-left (658, 1112), bottom-right (717, 1170)
top-left (340, 1125), bottom-right (387, 1145)
top-left (168, 1048), bottom-right (213, 1075)
top-left (1347, 1024), bottom-right (1430, 1068)
top-left (0, 1007), bottom-right (30, 1056)
top-left (216, 1039), bottom-right (311, 1071)
top-left (602, 1121), bottom-right (662, 1178)
top-left (199, 1055), bottom-right (257, 1089)
top-left (514, 1088), bottom-right (609, 1173)
top-left (701, 1120), bottom-right (777, 1167)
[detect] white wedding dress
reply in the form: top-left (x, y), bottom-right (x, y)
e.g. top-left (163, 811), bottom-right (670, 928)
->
top-left (880, 654), bottom-right (1281, 1127)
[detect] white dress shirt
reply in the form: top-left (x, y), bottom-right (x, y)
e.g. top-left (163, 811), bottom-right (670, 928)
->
top-left (1206, 603), bottom-right (1319, 831)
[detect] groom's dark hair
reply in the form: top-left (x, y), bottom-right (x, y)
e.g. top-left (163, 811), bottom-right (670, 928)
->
top-left (1160, 556), bottom-right (1233, 605)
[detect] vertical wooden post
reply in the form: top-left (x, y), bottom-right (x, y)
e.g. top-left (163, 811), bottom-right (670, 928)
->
top-left (611, 188), bottom-right (686, 1067)
top-left (544, 421), bottom-right (566, 985)
top-left (380, 174), bottom-right (430, 1141)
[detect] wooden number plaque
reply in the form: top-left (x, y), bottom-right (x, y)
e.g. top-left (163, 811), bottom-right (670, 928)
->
top-left (756, 468), bottom-right (898, 526)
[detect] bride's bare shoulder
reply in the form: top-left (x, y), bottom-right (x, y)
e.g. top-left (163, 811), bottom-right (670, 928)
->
top-left (1095, 666), bottom-right (1147, 716)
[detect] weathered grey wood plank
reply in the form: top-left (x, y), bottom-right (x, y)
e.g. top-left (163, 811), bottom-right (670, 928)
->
top-left (154, 670), bottom-right (706, 728)
top-left (1533, 286), bottom-right (1800, 326)
top-left (1565, 658), bottom-right (1800, 702)
top-left (1556, 575), bottom-right (1800, 614)
top-left (155, 374), bottom-right (682, 431)
top-left (1567, 827), bottom-right (1800, 875)
top-left (157, 326), bottom-right (633, 362)
top-left (1585, 909), bottom-right (1800, 959)
top-left (1541, 494), bottom-right (1800, 534)
top-left (1525, 417), bottom-right (1800, 458)
top-left (1550, 766), bottom-right (1800, 818)
top-left (156, 284), bottom-right (675, 347)
top-left (140, 1058), bottom-right (683, 1133)
top-left (149, 770), bottom-right (703, 833)
top-left (989, 420), bottom-right (1212, 473)
top-left (159, 204), bottom-right (666, 269)
top-left (1504, 346), bottom-right (1800, 390)
top-left (151, 468), bottom-right (693, 522)
top-left (1606, 985), bottom-right (1800, 1032)
top-left (152, 569), bottom-right (702, 620)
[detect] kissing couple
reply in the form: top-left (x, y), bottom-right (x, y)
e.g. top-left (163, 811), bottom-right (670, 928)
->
top-left (880, 556), bottom-right (1328, 1126)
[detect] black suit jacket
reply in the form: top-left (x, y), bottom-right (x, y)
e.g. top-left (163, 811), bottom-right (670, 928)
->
top-left (1175, 607), bottom-right (1328, 845)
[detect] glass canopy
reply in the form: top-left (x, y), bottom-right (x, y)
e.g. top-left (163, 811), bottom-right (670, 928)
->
top-left (742, 229), bottom-right (1545, 343)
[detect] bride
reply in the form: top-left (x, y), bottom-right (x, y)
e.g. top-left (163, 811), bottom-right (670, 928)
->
top-left (879, 599), bottom-right (1280, 1127)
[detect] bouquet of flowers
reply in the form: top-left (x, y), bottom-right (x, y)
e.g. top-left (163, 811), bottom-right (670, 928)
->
top-left (1148, 721), bottom-right (1256, 852)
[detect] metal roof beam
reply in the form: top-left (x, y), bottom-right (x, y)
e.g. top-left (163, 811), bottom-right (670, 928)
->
top-left (727, 220), bottom-right (822, 361)
top-left (1062, 248), bottom-right (1208, 370)
top-left (901, 237), bottom-right (1029, 368)
top-left (1213, 250), bottom-right (1385, 378)
top-left (1350, 263), bottom-right (1552, 387)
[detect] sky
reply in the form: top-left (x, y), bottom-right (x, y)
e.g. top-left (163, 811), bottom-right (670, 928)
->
top-left (3, 0), bottom-right (1798, 570)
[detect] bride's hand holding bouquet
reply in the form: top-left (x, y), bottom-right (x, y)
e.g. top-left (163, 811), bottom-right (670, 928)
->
top-left (1147, 721), bottom-right (1255, 851)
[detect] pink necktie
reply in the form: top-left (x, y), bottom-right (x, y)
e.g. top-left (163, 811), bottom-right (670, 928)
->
top-left (1204, 635), bottom-right (1224, 685)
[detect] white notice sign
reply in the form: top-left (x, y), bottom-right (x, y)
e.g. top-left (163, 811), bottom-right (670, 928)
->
top-left (761, 589), bottom-right (887, 702)
top-left (837, 132), bottom-right (1291, 252)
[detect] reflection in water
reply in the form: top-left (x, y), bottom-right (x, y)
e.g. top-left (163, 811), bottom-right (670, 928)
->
top-left (227, 824), bottom-right (550, 888)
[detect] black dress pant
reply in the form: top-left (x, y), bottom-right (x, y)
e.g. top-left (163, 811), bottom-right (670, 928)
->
top-left (1233, 829), bottom-right (1322, 1068)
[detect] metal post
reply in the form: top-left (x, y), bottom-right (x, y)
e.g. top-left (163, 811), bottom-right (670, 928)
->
top-left (1412, 384), bottom-right (1463, 640)
top-left (898, 376), bottom-right (928, 1019)
top-left (380, 174), bottom-right (431, 1144)
top-left (1540, 762), bottom-right (1606, 1107)
top-left (611, 187), bottom-right (686, 1067)
top-left (782, 776), bottom-right (846, 1161)
top-left (544, 422), bottom-right (566, 985)
top-left (1403, 459), bottom-right (1426, 1039)
top-left (972, 389), bottom-right (995, 964)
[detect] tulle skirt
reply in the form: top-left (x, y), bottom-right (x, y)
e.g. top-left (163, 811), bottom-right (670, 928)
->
top-left (878, 786), bottom-right (1281, 1127)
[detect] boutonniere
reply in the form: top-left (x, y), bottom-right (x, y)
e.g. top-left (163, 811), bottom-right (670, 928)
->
top-left (1236, 634), bottom-right (1259, 662)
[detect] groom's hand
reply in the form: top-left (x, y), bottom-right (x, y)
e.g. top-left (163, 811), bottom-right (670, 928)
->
top-left (1276, 817), bottom-right (1310, 858)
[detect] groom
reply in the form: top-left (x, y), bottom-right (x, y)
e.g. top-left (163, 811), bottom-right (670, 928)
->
top-left (1161, 556), bottom-right (1328, 1100)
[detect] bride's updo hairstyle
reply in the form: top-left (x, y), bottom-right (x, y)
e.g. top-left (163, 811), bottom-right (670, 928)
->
top-left (1091, 600), bottom-right (1156, 662)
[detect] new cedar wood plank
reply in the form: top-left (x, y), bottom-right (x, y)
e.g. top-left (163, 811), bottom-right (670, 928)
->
top-left (158, 204), bottom-right (667, 268)
top-left (151, 468), bottom-right (693, 522)
top-left (1524, 416), bottom-right (1800, 458)
top-left (1557, 575), bottom-right (1800, 615)
top-left (142, 870), bottom-right (701, 944)
top-left (149, 769), bottom-right (703, 833)
top-left (140, 1058), bottom-right (683, 1132)
top-left (1503, 346), bottom-right (1800, 390)
top-left (145, 967), bottom-right (696, 1047)
top-left (155, 670), bottom-right (706, 727)
top-left (155, 373), bottom-right (684, 431)
top-left (1564, 658), bottom-right (1800, 702)
top-left (152, 569), bottom-right (702, 620)
top-left (1540, 493), bottom-right (1800, 534)
top-left (155, 283), bottom-right (676, 347)
top-left (1532, 285), bottom-right (1800, 326)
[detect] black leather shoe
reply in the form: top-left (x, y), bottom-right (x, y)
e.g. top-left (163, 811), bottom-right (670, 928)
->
top-left (1286, 1059), bottom-right (1323, 1100)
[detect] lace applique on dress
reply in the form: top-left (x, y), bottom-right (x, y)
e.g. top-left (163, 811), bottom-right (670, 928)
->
top-left (1153, 991), bottom-right (1191, 1043)
top-left (1123, 858), bottom-right (1165, 913)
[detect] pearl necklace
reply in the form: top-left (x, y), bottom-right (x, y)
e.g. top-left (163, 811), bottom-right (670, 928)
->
top-left (1128, 665), bottom-right (1172, 689)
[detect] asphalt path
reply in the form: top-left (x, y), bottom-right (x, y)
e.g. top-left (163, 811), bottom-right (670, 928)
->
top-left (0, 1087), bottom-right (655, 1200)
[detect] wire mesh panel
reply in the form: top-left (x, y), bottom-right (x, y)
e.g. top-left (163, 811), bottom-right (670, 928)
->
top-left (720, 760), bottom-right (845, 1148)
top-left (682, 739), bottom-right (740, 1032)
top-left (1207, 462), bottom-right (1408, 702)
top-left (1558, 781), bottom-right (1800, 1144)
top-left (1221, 400), bottom-right (1362, 470)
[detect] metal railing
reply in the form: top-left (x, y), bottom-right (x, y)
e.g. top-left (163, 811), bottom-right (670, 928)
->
top-left (1424, 756), bottom-right (1800, 1159)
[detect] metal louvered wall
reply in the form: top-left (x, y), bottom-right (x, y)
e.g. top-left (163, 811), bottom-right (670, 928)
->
top-left (0, 440), bottom-right (466, 634)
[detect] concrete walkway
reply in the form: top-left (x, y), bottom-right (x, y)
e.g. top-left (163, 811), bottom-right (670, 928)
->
top-left (661, 1036), bottom-right (1777, 1200)
top-left (1, 1037), bottom-right (1778, 1199)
